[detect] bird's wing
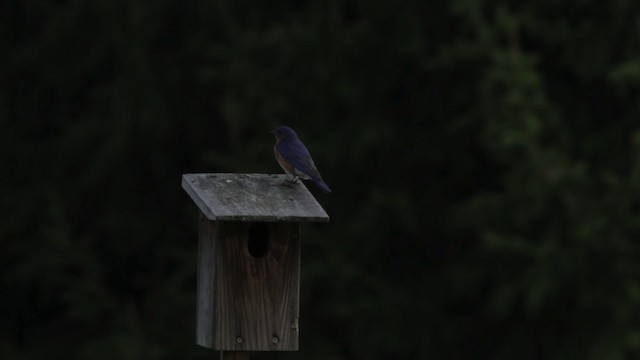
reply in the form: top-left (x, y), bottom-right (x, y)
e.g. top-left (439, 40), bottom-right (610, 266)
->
top-left (276, 139), bottom-right (323, 180)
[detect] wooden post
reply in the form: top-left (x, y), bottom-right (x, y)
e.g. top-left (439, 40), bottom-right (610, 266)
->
top-left (220, 350), bottom-right (249, 360)
top-left (182, 173), bottom-right (329, 356)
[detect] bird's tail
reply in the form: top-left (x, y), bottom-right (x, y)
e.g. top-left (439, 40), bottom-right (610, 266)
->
top-left (313, 179), bottom-right (332, 193)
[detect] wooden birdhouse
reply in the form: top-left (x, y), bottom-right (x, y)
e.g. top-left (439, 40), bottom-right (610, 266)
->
top-left (181, 173), bottom-right (329, 353)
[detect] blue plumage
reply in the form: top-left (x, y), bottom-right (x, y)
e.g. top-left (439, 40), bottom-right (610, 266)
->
top-left (272, 126), bottom-right (332, 193)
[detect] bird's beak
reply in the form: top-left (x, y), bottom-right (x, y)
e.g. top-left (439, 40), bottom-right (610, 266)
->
top-left (269, 129), bottom-right (276, 134)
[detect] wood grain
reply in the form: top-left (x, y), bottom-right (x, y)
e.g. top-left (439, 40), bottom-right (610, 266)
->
top-left (196, 216), bottom-right (301, 351)
top-left (182, 173), bottom-right (329, 222)
top-left (196, 213), bottom-right (217, 348)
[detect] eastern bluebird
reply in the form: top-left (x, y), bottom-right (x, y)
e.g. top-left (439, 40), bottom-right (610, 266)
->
top-left (271, 126), bottom-right (332, 193)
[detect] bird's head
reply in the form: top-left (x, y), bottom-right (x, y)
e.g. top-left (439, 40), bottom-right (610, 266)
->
top-left (270, 126), bottom-right (299, 142)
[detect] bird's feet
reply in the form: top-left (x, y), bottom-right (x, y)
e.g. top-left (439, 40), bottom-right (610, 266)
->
top-left (283, 175), bottom-right (300, 187)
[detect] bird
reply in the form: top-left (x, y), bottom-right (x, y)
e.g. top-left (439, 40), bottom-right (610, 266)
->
top-left (271, 126), bottom-right (331, 193)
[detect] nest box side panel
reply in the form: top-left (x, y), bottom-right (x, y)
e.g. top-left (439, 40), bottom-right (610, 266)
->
top-left (196, 214), bottom-right (217, 348)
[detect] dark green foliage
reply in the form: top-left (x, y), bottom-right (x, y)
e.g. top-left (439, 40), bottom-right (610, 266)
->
top-left (2, 0), bottom-right (640, 359)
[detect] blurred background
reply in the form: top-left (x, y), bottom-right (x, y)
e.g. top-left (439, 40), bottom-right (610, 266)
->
top-left (2, 1), bottom-right (640, 359)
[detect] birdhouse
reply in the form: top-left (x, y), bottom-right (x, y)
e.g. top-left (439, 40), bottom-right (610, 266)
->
top-left (181, 173), bottom-right (329, 352)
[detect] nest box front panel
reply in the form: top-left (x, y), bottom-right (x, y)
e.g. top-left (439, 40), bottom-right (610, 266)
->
top-left (196, 216), bottom-right (301, 351)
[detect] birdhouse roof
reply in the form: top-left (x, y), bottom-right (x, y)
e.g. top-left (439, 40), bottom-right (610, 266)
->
top-left (182, 173), bottom-right (330, 222)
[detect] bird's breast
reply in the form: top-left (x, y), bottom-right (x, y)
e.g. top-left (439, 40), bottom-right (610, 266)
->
top-left (274, 146), bottom-right (311, 179)
top-left (274, 146), bottom-right (295, 175)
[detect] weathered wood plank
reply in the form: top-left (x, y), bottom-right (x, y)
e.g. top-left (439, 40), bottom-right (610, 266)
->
top-left (197, 218), bottom-right (301, 351)
top-left (196, 213), bottom-right (216, 348)
top-left (182, 173), bottom-right (329, 222)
